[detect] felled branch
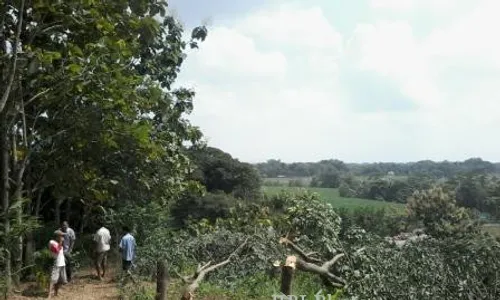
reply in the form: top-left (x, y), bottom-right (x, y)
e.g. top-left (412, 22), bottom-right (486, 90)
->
top-left (279, 237), bottom-right (322, 263)
top-left (178, 238), bottom-right (248, 300)
top-left (278, 237), bottom-right (346, 288)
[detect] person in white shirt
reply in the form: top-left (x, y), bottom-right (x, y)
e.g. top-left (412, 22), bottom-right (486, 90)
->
top-left (48, 230), bottom-right (67, 298)
top-left (93, 225), bottom-right (111, 280)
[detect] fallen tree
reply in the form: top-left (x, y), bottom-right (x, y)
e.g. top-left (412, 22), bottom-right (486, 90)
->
top-left (175, 238), bottom-right (248, 300)
top-left (276, 237), bottom-right (347, 289)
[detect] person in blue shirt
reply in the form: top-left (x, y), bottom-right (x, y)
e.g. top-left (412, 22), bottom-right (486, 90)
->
top-left (119, 225), bottom-right (136, 285)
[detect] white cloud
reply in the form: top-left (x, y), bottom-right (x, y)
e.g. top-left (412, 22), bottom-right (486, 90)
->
top-left (175, 0), bottom-right (500, 163)
top-left (369, 0), bottom-right (416, 11)
top-left (424, 0), bottom-right (500, 67)
top-left (369, 0), bottom-right (457, 15)
top-left (348, 0), bottom-right (500, 161)
top-left (237, 3), bottom-right (342, 52)
top-left (187, 26), bottom-right (287, 78)
top-left (348, 21), bottom-right (442, 109)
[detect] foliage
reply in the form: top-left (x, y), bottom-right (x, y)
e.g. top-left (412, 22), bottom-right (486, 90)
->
top-left (135, 191), bottom-right (344, 288)
top-left (170, 192), bottom-right (239, 226)
top-left (119, 284), bottom-right (156, 300)
top-left (256, 157), bottom-right (499, 179)
top-left (0, 0), bottom-right (210, 290)
top-left (311, 171), bottom-right (341, 188)
top-left (278, 190), bottom-right (342, 257)
top-left (187, 146), bottom-right (262, 200)
top-left (338, 174), bottom-right (434, 204)
top-left (344, 234), bottom-right (500, 300)
top-left (337, 206), bottom-right (408, 238)
top-left (406, 186), bottom-right (476, 237)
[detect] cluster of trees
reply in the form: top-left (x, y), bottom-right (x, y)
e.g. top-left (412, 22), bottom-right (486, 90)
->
top-left (2, 1), bottom-right (500, 299)
top-left (170, 146), bottom-right (262, 226)
top-left (257, 158), bottom-right (500, 179)
top-left (0, 0), bottom-right (210, 294)
top-left (130, 184), bottom-right (500, 299)
top-left (259, 158), bottom-right (500, 220)
top-left (337, 173), bottom-right (500, 220)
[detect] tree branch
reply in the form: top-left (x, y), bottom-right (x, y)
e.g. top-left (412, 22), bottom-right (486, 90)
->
top-left (278, 237), bottom-right (347, 288)
top-left (178, 238), bottom-right (248, 300)
top-left (295, 257), bottom-right (345, 287)
top-left (322, 253), bottom-right (345, 271)
top-left (0, 0), bottom-right (25, 114)
top-left (279, 237), bottom-right (323, 264)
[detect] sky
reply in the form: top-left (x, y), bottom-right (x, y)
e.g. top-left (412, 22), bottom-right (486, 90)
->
top-left (168, 0), bottom-right (500, 164)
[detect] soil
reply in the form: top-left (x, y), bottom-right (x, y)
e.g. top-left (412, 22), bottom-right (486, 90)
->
top-left (9, 267), bottom-right (119, 300)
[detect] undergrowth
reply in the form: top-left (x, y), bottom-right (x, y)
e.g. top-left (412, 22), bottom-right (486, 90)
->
top-left (119, 271), bottom-right (327, 300)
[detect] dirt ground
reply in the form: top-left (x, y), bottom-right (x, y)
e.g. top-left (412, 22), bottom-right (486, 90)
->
top-left (9, 267), bottom-right (119, 300)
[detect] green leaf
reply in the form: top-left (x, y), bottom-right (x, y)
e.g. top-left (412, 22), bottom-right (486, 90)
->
top-left (68, 63), bottom-right (82, 74)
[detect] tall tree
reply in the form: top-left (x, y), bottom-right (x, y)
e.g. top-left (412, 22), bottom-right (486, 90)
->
top-left (1, 0), bottom-right (208, 291)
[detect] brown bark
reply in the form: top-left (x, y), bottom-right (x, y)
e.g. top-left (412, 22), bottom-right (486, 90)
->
top-left (55, 198), bottom-right (61, 225)
top-left (11, 127), bottom-right (22, 287)
top-left (155, 260), bottom-right (168, 300)
top-left (65, 199), bottom-right (71, 222)
top-left (280, 256), bottom-right (296, 295)
top-left (0, 112), bottom-right (12, 293)
top-left (278, 237), bottom-right (347, 289)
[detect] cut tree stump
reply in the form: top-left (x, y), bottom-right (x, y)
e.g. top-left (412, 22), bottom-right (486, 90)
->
top-left (156, 260), bottom-right (169, 300)
top-left (280, 255), bottom-right (296, 295)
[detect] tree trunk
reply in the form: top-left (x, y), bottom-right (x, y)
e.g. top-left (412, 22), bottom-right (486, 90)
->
top-left (10, 129), bottom-right (20, 287)
top-left (34, 189), bottom-right (42, 218)
top-left (280, 266), bottom-right (294, 295)
top-left (0, 0), bottom-right (25, 114)
top-left (280, 257), bottom-right (296, 296)
top-left (55, 198), bottom-right (61, 225)
top-left (11, 126), bottom-right (27, 286)
top-left (0, 113), bottom-right (12, 293)
top-left (155, 260), bottom-right (168, 300)
top-left (23, 231), bottom-right (33, 278)
top-left (65, 199), bottom-right (71, 224)
top-left (25, 189), bottom-right (43, 278)
top-left (23, 166), bottom-right (33, 276)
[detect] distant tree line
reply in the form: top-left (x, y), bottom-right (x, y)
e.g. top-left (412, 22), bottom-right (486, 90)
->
top-left (256, 158), bottom-right (500, 220)
top-left (256, 157), bottom-right (499, 179)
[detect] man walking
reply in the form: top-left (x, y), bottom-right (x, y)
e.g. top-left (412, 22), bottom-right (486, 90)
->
top-left (60, 221), bottom-right (76, 282)
top-left (93, 225), bottom-right (111, 280)
top-left (119, 226), bottom-right (136, 285)
top-left (48, 230), bottom-right (67, 299)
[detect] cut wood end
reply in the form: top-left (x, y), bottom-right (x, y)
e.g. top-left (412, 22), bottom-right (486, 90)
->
top-left (273, 260), bottom-right (281, 267)
top-left (285, 255), bottom-right (297, 269)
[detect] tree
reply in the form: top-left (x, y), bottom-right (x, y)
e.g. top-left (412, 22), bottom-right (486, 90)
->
top-left (187, 146), bottom-right (261, 200)
top-left (406, 186), bottom-right (474, 237)
top-left (313, 169), bottom-right (341, 188)
top-left (1, 0), bottom-right (208, 291)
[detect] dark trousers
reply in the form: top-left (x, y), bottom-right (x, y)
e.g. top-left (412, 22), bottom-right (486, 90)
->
top-left (64, 253), bottom-right (72, 281)
top-left (122, 259), bottom-right (132, 271)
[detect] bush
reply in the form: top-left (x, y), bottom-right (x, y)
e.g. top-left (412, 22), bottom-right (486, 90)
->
top-left (338, 207), bottom-right (408, 238)
top-left (170, 192), bottom-right (239, 227)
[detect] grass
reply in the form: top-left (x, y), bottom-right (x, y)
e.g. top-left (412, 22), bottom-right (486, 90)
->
top-left (120, 271), bottom-right (327, 300)
top-left (263, 186), bottom-right (406, 211)
top-left (482, 223), bottom-right (500, 239)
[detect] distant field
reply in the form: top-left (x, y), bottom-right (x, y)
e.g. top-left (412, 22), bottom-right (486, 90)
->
top-left (262, 186), bottom-right (406, 211)
top-left (482, 223), bottom-right (500, 238)
top-left (262, 177), bottom-right (312, 185)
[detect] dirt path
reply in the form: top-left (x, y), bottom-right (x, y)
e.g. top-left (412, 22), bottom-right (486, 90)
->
top-left (10, 267), bottom-right (120, 300)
